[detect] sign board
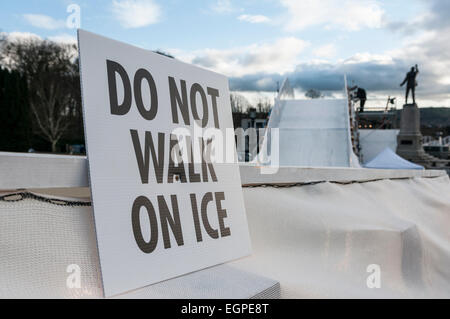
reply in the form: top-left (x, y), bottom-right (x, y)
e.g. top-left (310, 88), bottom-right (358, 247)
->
top-left (77, 30), bottom-right (251, 297)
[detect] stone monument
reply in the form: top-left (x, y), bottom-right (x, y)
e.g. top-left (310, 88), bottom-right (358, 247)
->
top-left (396, 66), bottom-right (447, 168)
top-left (396, 103), bottom-right (429, 164)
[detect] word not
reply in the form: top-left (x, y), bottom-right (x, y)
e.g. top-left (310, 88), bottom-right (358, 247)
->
top-left (107, 60), bottom-right (221, 128)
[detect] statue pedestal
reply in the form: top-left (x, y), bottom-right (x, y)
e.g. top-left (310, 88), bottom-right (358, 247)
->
top-left (397, 104), bottom-right (425, 158)
top-left (398, 103), bottom-right (421, 135)
top-left (396, 103), bottom-right (443, 168)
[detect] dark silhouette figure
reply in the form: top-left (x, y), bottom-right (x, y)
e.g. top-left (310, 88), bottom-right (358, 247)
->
top-left (356, 87), bottom-right (367, 112)
top-left (349, 85), bottom-right (367, 112)
top-left (400, 65), bottom-right (419, 104)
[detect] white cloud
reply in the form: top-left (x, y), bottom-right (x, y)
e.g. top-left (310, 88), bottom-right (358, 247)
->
top-left (23, 14), bottom-right (66, 30)
top-left (342, 52), bottom-right (394, 65)
top-left (313, 44), bottom-right (337, 58)
top-left (380, 1), bottom-right (450, 102)
top-left (182, 37), bottom-right (309, 77)
top-left (1, 31), bottom-right (42, 42)
top-left (112, 0), bottom-right (161, 28)
top-left (48, 34), bottom-right (77, 45)
top-left (256, 77), bottom-right (276, 89)
top-left (280, 0), bottom-right (384, 31)
top-left (386, 29), bottom-right (450, 95)
top-left (238, 14), bottom-right (271, 24)
top-left (211, 0), bottom-right (233, 14)
top-left (1, 31), bottom-right (76, 46)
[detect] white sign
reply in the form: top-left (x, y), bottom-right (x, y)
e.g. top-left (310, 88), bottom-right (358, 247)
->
top-left (78, 30), bottom-right (251, 297)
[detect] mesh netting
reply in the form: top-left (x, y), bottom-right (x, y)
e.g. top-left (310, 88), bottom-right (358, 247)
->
top-left (0, 192), bottom-right (278, 299)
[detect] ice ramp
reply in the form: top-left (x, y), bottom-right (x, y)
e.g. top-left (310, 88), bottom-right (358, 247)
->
top-left (259, 98), bottom-right (359, 168)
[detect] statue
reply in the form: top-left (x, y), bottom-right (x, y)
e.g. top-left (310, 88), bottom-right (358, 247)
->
top-left (400, 64), bottom-right (419, 105)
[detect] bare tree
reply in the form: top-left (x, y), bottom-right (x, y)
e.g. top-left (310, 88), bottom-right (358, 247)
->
top-left (256, 97), bottom-right (272, 113)
top-left (0, 38), bottom-right (79, 152)
top-left (154, 50), bottom-right (174, 59)
top-left (230, 92), bottom-right (251, 113)
top-left (305, 89), bottom-right (323, 99)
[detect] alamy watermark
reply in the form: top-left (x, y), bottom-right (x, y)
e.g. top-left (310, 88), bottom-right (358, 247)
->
top-left (169, 124), bottom-right (280, 175)
top-left (66, 264), bottom-right (81, 289)
top-left (366, 264), bottom-right (381, 289)
top-left (66, 4), bottom-right (81, 29)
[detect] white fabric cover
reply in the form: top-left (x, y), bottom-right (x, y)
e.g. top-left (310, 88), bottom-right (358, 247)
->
top-left (0, 197), bottom-right (278, 299)
top-left (259, 99), bottom-right (359, 168)
top-left (0, 198), bottom-right (102, 298)
top-left (231, 175), bottom-right (450, 298)
top-left (0, 172), bottom-right (449, 298)
top-left (364, 148), bottom-right (424, 170)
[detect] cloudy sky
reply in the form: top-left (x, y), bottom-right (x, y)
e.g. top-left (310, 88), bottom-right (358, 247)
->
top-left (2, 0), bottom-right (450, 107)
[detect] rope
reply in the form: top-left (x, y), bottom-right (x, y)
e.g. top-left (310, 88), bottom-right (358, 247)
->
top-left (0, 174), bottom-right (443, 203)
top-left (0, 192), bottom-right (92, 207)
top-left (242, 175), bottom-right (442, 188)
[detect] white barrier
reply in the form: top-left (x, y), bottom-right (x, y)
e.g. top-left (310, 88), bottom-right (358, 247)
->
top-left (1, 152), bottom-right (449, 298)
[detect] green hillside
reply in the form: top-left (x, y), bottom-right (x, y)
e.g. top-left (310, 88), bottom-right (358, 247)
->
top-left (419, 107), bottom-right (450, 127)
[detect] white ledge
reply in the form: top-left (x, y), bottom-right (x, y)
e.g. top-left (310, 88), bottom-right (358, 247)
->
top-left (0, 152), bottom-right (446, 190)
top-left (0, 152), bottom-right (89, 190)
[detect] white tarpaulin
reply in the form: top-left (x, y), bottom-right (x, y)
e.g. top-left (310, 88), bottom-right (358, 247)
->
top-left (259, 99), bottom-right (360, 168)
top-left (1, 160), bottom-right (449, 298)
top-left (364, 148), bottom-right (424, 170)
top-left (232, 174), bottom-right (450, 298)
top-left (0, 192), bottom-right (277, 299)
